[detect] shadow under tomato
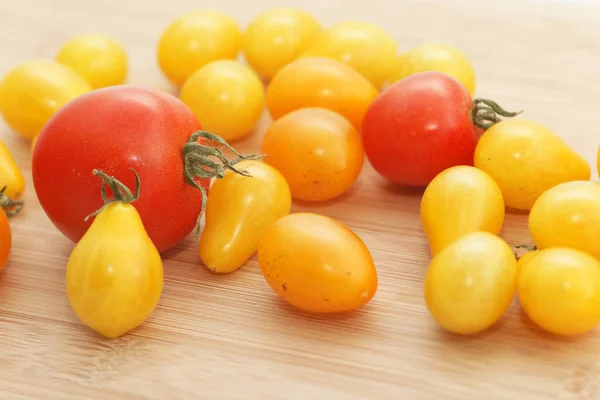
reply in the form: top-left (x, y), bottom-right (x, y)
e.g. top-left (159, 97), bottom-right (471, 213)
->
top-left (517, 308), bottom-right (586, 344)
top-left (270, 295), bottom-right (377, 326)
top-left (379, 180), bottom-right (426, 197)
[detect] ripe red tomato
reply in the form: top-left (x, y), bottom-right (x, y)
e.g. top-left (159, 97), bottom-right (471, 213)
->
top-left (32, 85), bottom-right (252, 253)
top-left (361, 71), bottom-right (516, 187)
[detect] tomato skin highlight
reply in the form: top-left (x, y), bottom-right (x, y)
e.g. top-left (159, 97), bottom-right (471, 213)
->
top-left (361, 71), bottom-right (482, 187)
top-left (32, 85), bottom-right (208, 253)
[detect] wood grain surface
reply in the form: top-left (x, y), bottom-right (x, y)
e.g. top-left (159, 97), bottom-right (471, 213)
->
top-left (1, 0), bottom-right (600, 399)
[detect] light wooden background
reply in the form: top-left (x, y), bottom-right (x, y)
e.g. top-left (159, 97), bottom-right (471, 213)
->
top-left (1, 0), bottom-right (600, 399)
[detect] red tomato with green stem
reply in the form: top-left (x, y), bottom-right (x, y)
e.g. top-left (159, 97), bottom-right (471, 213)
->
top-left (361, 71), bottom-right (520, 187)
top-left (32, 85), bottom-right (261, 253)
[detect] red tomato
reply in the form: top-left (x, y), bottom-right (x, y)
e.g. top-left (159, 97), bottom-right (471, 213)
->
top-left (361, 71), bottom-right (517, 187)
top-left (32, 85), bottom-right (254, 253)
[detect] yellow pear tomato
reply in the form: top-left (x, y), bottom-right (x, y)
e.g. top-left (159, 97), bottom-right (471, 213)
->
top-left (299, 21), bottom-right (397, 89)
top-left (474, 119), bottom-right (591, 211)
top-left (262, 107), bottom-right (364, 202)
top-left (0, 140), bottom-right (25, 200)
top-left (56, 33), bottom-right (128, 89)
top-left (258, 213), bottom-right (378, 313)
top-left (242, 8), bottom-right (322, 81)
top-left (518, 247), bottom-right (600, 336)
top-left (180, 60), bottom-right (265, 142)
top-left (266, 57), bottom-right (378, 129)
top-left (157, 11), bottom-right (241, 88)
top-left (529, 180), bottom-right (600, 260)
top-left (199, 160), bottom-right (291, 273)
top-left (420, 166), bottom-right (505, 257)
top-left (0, 59), bottom-right (92, 140)
top-left (424, 231), bottom-right (518, 335)
top-left (389, 43), bottom-right (476, 95)
top-left (66, 169), bottom-right (163, 339)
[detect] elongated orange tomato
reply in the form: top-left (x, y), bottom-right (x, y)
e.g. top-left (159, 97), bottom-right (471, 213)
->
top-left (0, 187), bottom-right (23, 271)
top-left (420, 166), bottom-right (505, 256)
top-left (199, 160), bottom-right (291, 273)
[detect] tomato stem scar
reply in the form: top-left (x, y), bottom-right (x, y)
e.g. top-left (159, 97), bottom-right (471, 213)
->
top-left (0, 186), bottom-right (23, 217)
top-left (470, 98), bottom-right (522, 130)
top-left (84, 168), bottom-right (141, 221)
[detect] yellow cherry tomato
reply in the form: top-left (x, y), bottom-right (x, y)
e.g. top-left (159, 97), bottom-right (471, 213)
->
top-left (266, 57), bottom-right (378, 129)
top-left (0, 60), bottom-right (92, 140)
top-left (157, 11), bottom-right (241, 88)
top-left (242, 8), bottom-right (322, 81)
top-left (299, 21), bottom-right (397, 89)
top-left (518, 247), bottom-right (600, 336)
top-left (66, 170), bottom-right (163, 339)
top-left (389, 43), bottom-right (476, 95)
top-left (0, 140), bottom-right (25, 200)
top-left (420, 166), bottom-right (505, 257)
top-left (199, 160), bottom-right (291, 273)
top-left (258, 213), bottom-right (378, 313)
top-left (56, 33), bottom-right (128, 89)
top-left (180, 60), bottom-right (265, 142)
top-left (474, 119), bottom-right (591, 211)
top-left (262, 107), bottom-right (364, 202)
top-left (424, 231), bottom-right (518, 335)
top-left (529, 181), bottom-right (600, 260)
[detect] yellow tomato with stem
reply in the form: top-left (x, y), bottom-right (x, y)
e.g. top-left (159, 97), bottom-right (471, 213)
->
top-left (474, 119), bottom-right (591, 211)
top-left (518, 247), bottom-right (600, 336)
top-left (299, 21), bottom-right (397, 89)
top-left (420, 165), bottom-right (505, 257)
top-left (424, 231), bottom-right (518, 335)
top-left (0, 60), bottom-right (92, 140)
top-left (157, 11), bottom-right (241, 88)
top-left (258, 212), bottom-right (378, 313)
top-left (389, 43), bottom-right (476, 95)
top-left (199, 160), bottom-right (291, 273)
top-left (262, 107), bottom-right (364, 202)
top-left (56, 33), bottom-right (128, 89)
top-left (266, 57), bottom-right (378, 129)
top-left (529, 180), bottom-right (600, 260)
top-left (0, 140), bottom-right (25, 200)
top-left (180, 60), bottom-right (265, 142)
top-left (66, 169), bottom-right (163, 339)
top-left (242, 8), bottom-right (322, 81)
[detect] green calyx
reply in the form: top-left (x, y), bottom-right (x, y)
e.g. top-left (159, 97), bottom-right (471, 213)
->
top-left (470, 98), bottom-right (522, 130)
top-left (84, 168), bottom-right (141, 221)
top-left (182, 130), bottom-right (266, 239)
top-left (0, 186), bottom-right (23, 217)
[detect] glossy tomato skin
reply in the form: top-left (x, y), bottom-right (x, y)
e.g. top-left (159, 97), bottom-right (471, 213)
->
top-left (32, 85), bottom-right (208, 253)
top-left (362, 71), bottom-right (481, 187)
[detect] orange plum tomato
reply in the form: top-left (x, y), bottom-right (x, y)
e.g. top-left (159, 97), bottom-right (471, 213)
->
top-left (262, 107), bottom-right (364, 202)
top-left (258, 213), bottom-right (378, 313)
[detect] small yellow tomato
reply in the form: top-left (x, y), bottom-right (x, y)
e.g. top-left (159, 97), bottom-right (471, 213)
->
top-left (258, 213), bottom-right (378, 313)
top-left (180, 60), bottom-right (265, 142)
top-left (199, 160), bottom-right (291, 273)
top-left (299, 21), bottom-right (397, 89)
top-left (266, 57), bottom-right (378, 129)
top-left (56, 33), bottom-right (128, 89)
top-left (424, 231), bottom-right (518, 335)
top-left (474, 119), bottom-right (591, 211)
top-left (157, 11), bottom-right (241, 88)
top-left (420, 166), bottom-right (505, 257)
top-left (0, 140), bottom-right (25, 200)
top-left (389, 43), bottom-right (476, 95)
top-left (517, 248), bottom-right (537, 272)
top-left (66, 170), bottom-right (163, 339)
top-left (518, 247), bottom-right (600, 336)
top-left (0, 60), bottom-right (92, 140)
top-left (242, 8), bottom-right (322, 81)
top-left (262, 107), bottom-right (364, 202)
top-left (529, 181), bottom-right (600, 260)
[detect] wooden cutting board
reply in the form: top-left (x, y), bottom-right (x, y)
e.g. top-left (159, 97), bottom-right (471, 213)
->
top-left (1, 0), bottom-right (599, 398)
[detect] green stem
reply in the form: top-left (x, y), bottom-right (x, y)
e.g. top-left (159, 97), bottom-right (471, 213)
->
top-left (470, 98), bottom-right (522, 130)
top-left (515, 244), bottom-right (537, 252)
top-left (0, 186), bottom-right (23, 217)
top-left (182, 130), bottom-right (266, 239)
top-left (84, 168), bottom-right (141, 221)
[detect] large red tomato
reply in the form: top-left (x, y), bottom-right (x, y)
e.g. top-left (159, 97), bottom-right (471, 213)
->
top-left (361, 71), bottom-right (517, 187)
top-left (32, 85), bottom-right (250, 253)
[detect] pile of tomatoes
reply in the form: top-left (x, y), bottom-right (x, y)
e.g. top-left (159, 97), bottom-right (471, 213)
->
top-left (0, 8), bottom-right (599, 340)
